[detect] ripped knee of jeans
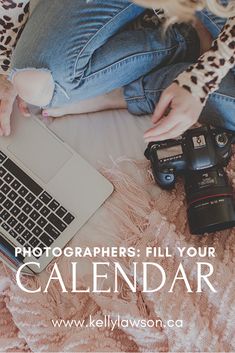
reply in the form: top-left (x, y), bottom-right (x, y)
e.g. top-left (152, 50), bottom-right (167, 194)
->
top-left (10, 68), bottom-right (55, 107)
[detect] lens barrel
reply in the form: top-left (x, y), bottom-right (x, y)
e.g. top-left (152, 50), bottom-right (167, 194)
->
top-left (185, 168), bottom-right (235, 234)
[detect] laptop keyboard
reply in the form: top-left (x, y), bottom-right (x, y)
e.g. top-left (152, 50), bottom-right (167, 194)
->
top-left (0, 151), bottom-right (75, 256)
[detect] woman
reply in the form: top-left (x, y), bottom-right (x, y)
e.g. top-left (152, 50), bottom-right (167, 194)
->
top-left (0, 0), bottom-right (234, 141)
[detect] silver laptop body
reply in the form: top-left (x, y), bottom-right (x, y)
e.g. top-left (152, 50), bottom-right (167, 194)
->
top-left (0, 108), bottom-right (113, 274)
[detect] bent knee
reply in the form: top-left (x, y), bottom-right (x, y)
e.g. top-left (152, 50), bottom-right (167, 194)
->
top-left (12, 69), bottom-right (55, 107)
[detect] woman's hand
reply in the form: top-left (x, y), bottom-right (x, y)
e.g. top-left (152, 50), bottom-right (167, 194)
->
top-left (0, 74), bottom-right (30, 136)
top-left (144, 83), bottom-right (204, 142)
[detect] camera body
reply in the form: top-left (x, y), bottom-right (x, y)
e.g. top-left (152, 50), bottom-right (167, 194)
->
top-left (145, 125), bottom-right (234, 189)
top-left (145, 126), bottom-right (235, 234)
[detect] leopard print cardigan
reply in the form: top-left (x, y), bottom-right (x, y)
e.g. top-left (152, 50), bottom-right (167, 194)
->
top-left (174, 16), bottom-right (235, 105)
top-left (0, 0), bottom-right (29, 73)
top-left (0, 0), bottom-right (235, 106)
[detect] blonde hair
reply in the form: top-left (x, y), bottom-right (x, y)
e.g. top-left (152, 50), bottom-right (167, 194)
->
top-left (132, 0), bottom-right (235, 23)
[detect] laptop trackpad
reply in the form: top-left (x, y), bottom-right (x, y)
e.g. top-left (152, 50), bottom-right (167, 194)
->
top-left (8, 118), bottom-right (72, 184)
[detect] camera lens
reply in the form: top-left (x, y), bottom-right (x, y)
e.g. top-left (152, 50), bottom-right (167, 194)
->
top-left (185, 167), bottom-right (235, 234)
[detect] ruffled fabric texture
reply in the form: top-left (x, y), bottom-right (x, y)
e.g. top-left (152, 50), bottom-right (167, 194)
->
top-left (0, 157), bottom-right (235, 352)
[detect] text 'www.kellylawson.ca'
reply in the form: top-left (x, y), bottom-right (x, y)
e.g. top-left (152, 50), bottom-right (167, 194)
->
top-left (51, 315), bottom-right (183, 331)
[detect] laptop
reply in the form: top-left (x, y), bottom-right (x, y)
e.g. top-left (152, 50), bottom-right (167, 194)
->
top-left (0, 106), bottom-right (114, 274)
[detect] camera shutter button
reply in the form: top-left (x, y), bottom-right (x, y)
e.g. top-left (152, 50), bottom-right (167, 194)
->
top-left (215, 134), bottom-right (228, 147)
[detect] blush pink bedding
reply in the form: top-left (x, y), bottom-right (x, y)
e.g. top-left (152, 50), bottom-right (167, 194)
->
top-left (0, 157), bottom-right (234, 353)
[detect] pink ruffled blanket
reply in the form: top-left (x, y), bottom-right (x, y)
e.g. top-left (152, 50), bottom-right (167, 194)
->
top-left (0, 158), bottom-right (234, 352)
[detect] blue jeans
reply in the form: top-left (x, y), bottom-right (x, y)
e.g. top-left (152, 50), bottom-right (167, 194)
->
top-left (124, 0), bottom-right (235, 130)
top-left (11, 0), bottom-right (235, 130)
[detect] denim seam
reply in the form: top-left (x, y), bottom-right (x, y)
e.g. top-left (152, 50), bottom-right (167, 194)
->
top-left (125, 87), bottom-right (165, 101)
top-left (73, 3), bottom-right (135, 79)
top-left (126, 95), bottom-right (153, 114)
top-left (81, 45), bottom-right (180, 82)
top-left (126, 90), bottom-right (235, 117)
top-left (199, 11), bottom-right (221, 32)
top-left (125, 96), bottom-right (146, 101)
top-left (144, 88), bottom-right (166, 93)
top-left (126, 91), bottom-right (235, 103)
top-left (211, 92), bottom-right (235, 103)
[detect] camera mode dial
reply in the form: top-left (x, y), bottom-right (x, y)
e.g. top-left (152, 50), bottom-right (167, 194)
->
top-left (215, 133), bottom-right (228, 148)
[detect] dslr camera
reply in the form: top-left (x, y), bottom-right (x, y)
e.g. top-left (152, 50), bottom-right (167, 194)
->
top-left (145, 125), bottom-right (235, 235)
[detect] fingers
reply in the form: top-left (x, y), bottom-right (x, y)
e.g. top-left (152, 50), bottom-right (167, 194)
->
top-left (144, 117), bottom-right (195, 143)
top-left (18, 98), bottom-right (30, 117)
top-left (0, 75), bottom-right (17, 136)
top-left (144, 82), bottom-right (203, 143)
top-left (152, 90), bottom-right (173, 124)
top-left (0, 96), bottom-right (15, 136)
top-left (145, 123), bottom-right (182, 143)
top-left (144, 107), bottom-right (196, 142)
top-left (144, 110), bottom-right (178, 140)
